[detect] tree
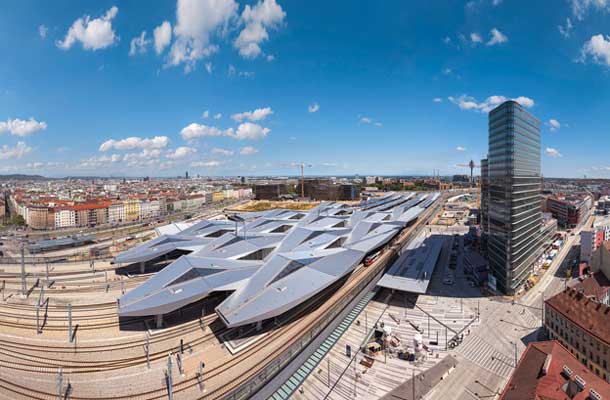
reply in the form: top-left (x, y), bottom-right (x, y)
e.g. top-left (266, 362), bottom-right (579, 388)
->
top-left (10, 215), bottom-right (25, 226)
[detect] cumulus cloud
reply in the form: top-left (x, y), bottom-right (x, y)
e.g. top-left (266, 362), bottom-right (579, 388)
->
top-left (487, 28), bottom-right (508, 46)
top-left (0, 142), bottom-right (32, 160)
top-left (99, 136), bottom-right (169, 152)
top-left (240, 146), bottom-right (258, 155)
top-left (191, 160), bottom-right (225, 167)
top-left (213, 113), bottom-right (222, 119)
top-left (212, 147), bottom-right (234, 156)
top-left (547, 119), bottom-right (561, 132)
top-left (168, 0), bottom-right (238, 72)
top-left (448, 95), bottom-right (535, 113)
top-left (202, 110), bottom-right (210, 118)
top-left (470, 32), bottom-right (483, 43)
top-left (129, 31), bottom-right (150, 56)
top-left (580, 34), bottom-right (610, 66)
top-left (231, 107), bottom-right (273, 122)
top-left (153, 21), bottom-right (172, 54)
top-left (0, 118), bottom-right (47, 136)
top-left (234, 0), bottom-right (286, 58)
top-left (166, 146), bottom-right (197, 159)
top-left (180, 123), bottom-right (227, 141)
top-left (558, 18), bottom-right (573, 38)
top-left (442, 67), bottom-right (452, 75)
top-left (38, 25), bottom-right (48, 39)
top-left (56, 6), bottom-right (119, 51)
top-left (308, 103), bottom-right (320, 113)
top-left (205, 62), bottom-right (213, 74)
top-left (545, 147), bottom-right (563, 158)
top-left (228, 122), bottom-right (270, 140)
top-left (456, 146), bottom-right (466, 152)
top-left (433, 97), bottom-right (443, 103)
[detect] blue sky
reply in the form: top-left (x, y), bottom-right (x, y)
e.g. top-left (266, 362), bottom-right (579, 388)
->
top-left (1, 0), bottom-right (610, 178)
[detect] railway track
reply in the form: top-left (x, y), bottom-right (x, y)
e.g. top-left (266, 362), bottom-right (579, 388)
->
top-left (0, 196), bottom-right (444, 400)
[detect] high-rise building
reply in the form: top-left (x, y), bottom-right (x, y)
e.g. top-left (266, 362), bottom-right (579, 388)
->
top-left (481, 100), bottom-right (542, 294)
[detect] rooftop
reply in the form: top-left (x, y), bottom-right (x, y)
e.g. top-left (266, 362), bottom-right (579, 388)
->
top-left (500, 340), bottom-right (610, 400)
top-left (545, 287), bottom-right (610, 346)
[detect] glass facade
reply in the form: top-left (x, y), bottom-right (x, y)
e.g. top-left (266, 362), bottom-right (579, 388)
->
top-left (482, 100), bottom-right (542, 294)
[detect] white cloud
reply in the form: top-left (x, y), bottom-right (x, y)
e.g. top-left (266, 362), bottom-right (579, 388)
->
top-left (470, 32), bottom-right (483, 43)
top-left (234, 0), bottom-right (286, 58)
top-left (240, 146), bottom-right (258, 155)
top-left (56, 6), bottom-right (119, 51)
top-left (38, 25), bottom-right (48, 39)
top-left (204, 62), bottom-right (213, 74)
top-left (442, 36), bottom-right (451, 44)
top-left (99, 136), bottom-right (169, 152)
top-left (180, 123), bottom-right (226, 141)
top-left (456, 146), bottom-right (466, 152)
top-left (212, 147), bottom-right (234, 156)
top-left (359, 116), bottom-right (383, 127)
top-left (129, 31), bottom-right (150, 56)
top-left (0, 118), bottom-right (47, 136)
top-left (487, 28), bottom-right (508, 46)
top-left (580, 34), bottom-right (610, 66)
top-left (308, 103), bottom-right (320, 113)
top-left (202, 110), bottom-right (210, 118)
top-left (191, 160), bottom-right (225, 167)
top-left (153, 21), bottom-right (172, 54)
top-left (558, 18), bottom-right (573, 38)
top-left (231, 107), bottom-right (273, 122)
top-left (545, 147), bottom-right (563, 158)
top-left (571, 0), bottom-right (610, 20)
top-left (492, 0), bottom-right (503, 5)
top-left (442, 67), bottom-right (452, 75)
top-left (448, 95), bottom-right (535, 113)
top-left (266, 54), bottom-right (275, 61)
top-left (547, 119), bottom-right (561, 132)
top-left (228, 122), bottom-right (270, 140)
top-left (213, 113), bottom-right (222, 119)
top-left (168, 0), bottom-right (238, 72)
top-left (0, 142), bottom-right (32, 160)
top-left (123, 149), bottom-right (161, 162)
top-left (433, 97), bottom-right (443, 103)
top-left (166, 146), bottom-right (197, 159)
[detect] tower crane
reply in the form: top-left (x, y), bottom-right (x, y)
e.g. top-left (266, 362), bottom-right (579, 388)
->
top-left (281, 162), bottom-right (312, 198)
top-left (455, 159), bottom-right (481, 209)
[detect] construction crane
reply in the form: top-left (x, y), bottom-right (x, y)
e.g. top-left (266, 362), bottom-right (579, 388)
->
top-left (281, 162), bottom-right (312, 198)
top-left (456, 160), bottom-right (481, 209)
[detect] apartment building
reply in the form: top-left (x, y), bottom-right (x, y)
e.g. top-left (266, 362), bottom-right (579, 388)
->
top-left (547, 195), bottom-right (592, 229)
top-left (54, 207), bottom-right (76, 229)
top-left (123, 198), bottom-right (141, 222)
top-left (108, 202), bottom-right (125, 224)
top-left (581, 216), bottom-right (610, 264)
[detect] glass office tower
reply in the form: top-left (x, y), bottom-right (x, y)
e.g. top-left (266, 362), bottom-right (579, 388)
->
top-left (483, 100), bottom-right (542, 294)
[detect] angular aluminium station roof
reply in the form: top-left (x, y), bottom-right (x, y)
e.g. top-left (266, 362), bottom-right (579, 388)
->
top-left (115, 192), bottom-right (439, 328)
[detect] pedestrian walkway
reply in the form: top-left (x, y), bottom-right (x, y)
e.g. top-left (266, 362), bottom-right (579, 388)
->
top-left (455, 334), bottom-right (515, 378)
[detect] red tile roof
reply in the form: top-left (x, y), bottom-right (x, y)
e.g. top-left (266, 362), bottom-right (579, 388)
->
top-left (545, 287), bottom-right (610, 346)
top-left (500, 341), bottom-right (610, 400)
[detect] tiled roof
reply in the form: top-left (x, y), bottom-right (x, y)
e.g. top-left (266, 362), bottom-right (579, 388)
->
top-left (546, 287), bottom-right (610, 346)
top-left (500, 341), bottom-right (610, 400)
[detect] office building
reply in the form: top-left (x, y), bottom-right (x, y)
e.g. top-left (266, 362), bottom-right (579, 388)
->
top-left (481, 100), bottom-right (542, 294)
top-left (546, 195), bottom-right (592, 228)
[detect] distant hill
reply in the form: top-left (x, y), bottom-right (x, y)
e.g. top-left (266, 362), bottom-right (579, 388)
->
top-left (0, 174), bottom-right (49, 181)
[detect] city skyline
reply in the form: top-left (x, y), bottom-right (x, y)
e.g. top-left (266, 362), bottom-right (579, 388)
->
top-left (2, 0), bottom-right (610, 178)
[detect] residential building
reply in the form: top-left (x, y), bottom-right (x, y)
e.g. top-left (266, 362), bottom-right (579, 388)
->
top-left (545, 279), bottom-right (610, 381)
top-left (124, 198), bottom-right (141, 222)
top-left (581, 216), bottom-right (610, 264)
top-left (500, 340), bottom-right (610, 399)
top-left (27, 205), bottom-right (51, 230)
top-left (54, 207), bottom-right (76, 229)
top-left (481, 100), bottom-right (543, 294)
top-left (212, 191), bottom-right (224, 203)
top-left (140, 199), bottom-right (160, 220)
top-left (108, 202), bottom-right (125, 224)
top-left (547, 195), bottom-right (592, 228)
